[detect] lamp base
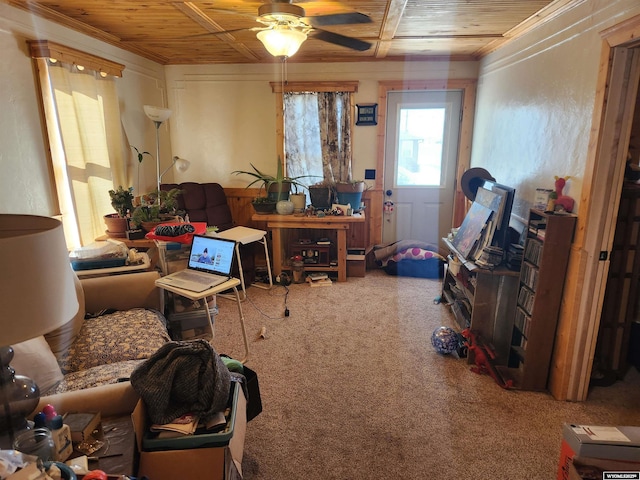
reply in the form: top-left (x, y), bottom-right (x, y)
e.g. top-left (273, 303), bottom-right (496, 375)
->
top-left (0, 346), bottom-right (40, 449)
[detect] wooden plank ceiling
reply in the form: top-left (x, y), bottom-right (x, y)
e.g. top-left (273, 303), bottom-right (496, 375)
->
top-left (5, 0), bottom-right (578, 65)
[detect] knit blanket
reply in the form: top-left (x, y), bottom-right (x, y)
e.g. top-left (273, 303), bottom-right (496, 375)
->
top-left (130, 339), bottom-right (231, 425)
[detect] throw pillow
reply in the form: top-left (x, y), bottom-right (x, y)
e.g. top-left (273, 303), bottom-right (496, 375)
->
top-left (60, 308), bottom-right (170, 374)
top-left (11, 336), bottom-right (65, 394)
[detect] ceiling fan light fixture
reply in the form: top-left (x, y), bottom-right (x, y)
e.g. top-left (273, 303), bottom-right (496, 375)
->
top-left (257, 27), bottom-right (307, 58)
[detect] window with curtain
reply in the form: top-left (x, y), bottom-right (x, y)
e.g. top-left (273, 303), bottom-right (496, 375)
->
top-left (30, 41), bottom-right (127, 249)
top-left (272, 81), bottom-right (358, 186)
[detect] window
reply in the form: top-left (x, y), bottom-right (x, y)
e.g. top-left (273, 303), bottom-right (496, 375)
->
top-left (29, 41), bottom-right (127, 249)
top-left (271, 81), bottom-right (358, 185)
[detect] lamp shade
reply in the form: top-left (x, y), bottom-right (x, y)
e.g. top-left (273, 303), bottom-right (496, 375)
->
top-left (257, 27), bottom-right (307, 58)
top-left (0, 215), bottom-right (79, 346)
top-left (143, 105), bottom-right (172, 123)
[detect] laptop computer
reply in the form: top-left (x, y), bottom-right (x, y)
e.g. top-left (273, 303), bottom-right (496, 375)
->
top-left (156, 234), bottom-right (237, 292)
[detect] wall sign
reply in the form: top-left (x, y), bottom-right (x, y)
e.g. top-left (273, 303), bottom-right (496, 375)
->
top-left (356, 104), bottom-right (378, 126)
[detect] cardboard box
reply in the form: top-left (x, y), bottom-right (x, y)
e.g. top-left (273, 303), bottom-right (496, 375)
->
top-left (132, 382), bottom-right (247, 480)
top-left (568, 456), bottom-right (640, 480)
top-left (558, 424), bottom-right (640, 480)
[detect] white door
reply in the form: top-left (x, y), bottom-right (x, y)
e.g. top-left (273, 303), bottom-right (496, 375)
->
top-left (383, 90), bottom-right (462, 248)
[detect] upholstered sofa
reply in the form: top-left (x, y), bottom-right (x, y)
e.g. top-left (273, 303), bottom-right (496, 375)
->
top-left (161, 182), bottom-right (256, 283)
top-left (12, 271), bottom-right (170, 412)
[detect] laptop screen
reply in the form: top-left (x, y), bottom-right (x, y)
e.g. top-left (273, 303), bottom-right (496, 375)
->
top-left (188, 235), bottom-right (236, 276)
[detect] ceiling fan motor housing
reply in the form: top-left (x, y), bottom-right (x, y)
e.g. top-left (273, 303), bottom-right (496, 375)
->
top-left (258, 3), bottom-right (305, 22)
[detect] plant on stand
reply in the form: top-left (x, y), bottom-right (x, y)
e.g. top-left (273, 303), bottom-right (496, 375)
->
top-left (233, 157), bottom-right (316, 215)
top-left (105, 186), bottom-right (135, 237)
top-left (131, 188), bottom-right (183, 232)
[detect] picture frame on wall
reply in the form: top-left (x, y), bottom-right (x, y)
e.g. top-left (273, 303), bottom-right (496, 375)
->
top-left (356, 104), bottom-right (378, 126)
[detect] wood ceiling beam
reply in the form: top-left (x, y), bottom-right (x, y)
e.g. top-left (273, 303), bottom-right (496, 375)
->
top-left (375, 0), bottom-right (408, 59)
top-left (172, 2), bottom-right (261, 61)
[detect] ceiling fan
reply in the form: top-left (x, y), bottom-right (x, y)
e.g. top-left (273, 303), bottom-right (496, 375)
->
top-left (205, 0), bottom-right (373, 57)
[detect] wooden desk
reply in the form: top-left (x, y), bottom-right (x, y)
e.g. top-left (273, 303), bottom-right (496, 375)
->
top-left (252, 213), bottom-right (365, 282)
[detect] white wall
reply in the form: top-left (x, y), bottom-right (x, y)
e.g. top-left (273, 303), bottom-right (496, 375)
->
top-left (0, 3), bottom-right (168, 216)
top-left (473, 0), bottom-right (640, 220)
top-left (164, 61), bottom-right (479, 188)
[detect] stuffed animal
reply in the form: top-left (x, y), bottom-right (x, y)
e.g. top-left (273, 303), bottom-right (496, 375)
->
top-left (461, 328), bottom-right (513, 389)
top-left (554, 175), bottom-right (575, 213)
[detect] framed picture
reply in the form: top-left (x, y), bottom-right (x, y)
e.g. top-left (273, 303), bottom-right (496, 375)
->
top-left (533, 188), bottom-right (553, 211)
top-left (356, 104), bottom-right (378, 125)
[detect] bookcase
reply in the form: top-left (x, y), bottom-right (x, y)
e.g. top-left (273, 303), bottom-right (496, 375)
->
top-left (442, 238), bottom-right (520, 364)
top-left (500, 209), bottom-right (576, 390)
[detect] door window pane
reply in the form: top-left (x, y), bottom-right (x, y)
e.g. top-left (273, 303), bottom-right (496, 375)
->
top-left (396, 107), bottom-right (445, 186)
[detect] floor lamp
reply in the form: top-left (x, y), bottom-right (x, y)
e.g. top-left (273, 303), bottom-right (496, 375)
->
top-left (143, 105), bottom-right (172, 197)
top-left (0, 215), bottom-right (79, 448)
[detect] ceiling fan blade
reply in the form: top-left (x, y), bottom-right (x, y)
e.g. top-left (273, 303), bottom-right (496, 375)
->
top-left (311, 29), bottom-right (372, 51)
top-left (308, 12), bottom-right (371, 27)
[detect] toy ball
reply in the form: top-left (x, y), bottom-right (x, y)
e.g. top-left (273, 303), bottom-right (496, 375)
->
top-left (431, 326), bottom-right (460, 355)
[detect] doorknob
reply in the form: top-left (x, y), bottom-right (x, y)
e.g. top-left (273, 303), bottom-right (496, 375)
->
top-left (386, 189), bottom-right (393, 197)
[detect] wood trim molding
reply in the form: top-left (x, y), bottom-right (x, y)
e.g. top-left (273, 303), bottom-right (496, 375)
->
top-left (548, 13), bottom-right (640, 401)
top-left (28, 40), bottom-right (125, 77)
top-left (270, 81), bottom-right (358, 93)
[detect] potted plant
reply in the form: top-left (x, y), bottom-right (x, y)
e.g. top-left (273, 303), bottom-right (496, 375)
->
top-left (308, 180), bottom-right (335, 211)
top-left (289, 184), bottom-right (307, 213)
top-left (251, 196), bottom-right (277, 215)
top-left (105, 186), bottom-right (134, 237)
top-left (131, 188), bottom-right (183, 232)
top-left (335, 180), bottom-right (366, 209)
top-left (233, 157), bottom-right (316, 214)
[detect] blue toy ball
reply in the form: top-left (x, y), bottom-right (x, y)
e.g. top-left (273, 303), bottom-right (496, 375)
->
top-left (431, 326), bottom-right (460, 355)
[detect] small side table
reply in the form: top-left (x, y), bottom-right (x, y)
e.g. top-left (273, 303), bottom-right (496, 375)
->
top-left (216, 226), bottom-right (273, 300)
top-left (154, 277), bottom-right (249, 363)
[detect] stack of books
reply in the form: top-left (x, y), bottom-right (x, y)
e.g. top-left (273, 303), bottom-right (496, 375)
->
top-left (306, 272), bottom-right (332, 287)
top-left (506, 243), bottom-right (524, 271)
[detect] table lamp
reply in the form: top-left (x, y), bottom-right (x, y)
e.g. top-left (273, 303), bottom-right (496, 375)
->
top-left (0, 215), bottom-right (79, 448)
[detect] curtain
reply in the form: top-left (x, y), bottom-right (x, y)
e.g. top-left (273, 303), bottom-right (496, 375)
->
top-left (37, 58), bottom-right (129, 248)
top-left (284, 91), bottom-right (352, 185)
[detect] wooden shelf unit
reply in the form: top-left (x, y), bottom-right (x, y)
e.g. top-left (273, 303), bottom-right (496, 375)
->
top-left (442, 237), bottom-right (520, 365)
top-left (500, 209), bottom-right (576, 391)
top-left (597, 183), bottom-right (640, 374)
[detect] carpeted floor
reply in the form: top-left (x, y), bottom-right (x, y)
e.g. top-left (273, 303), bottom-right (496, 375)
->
top-left (211, 269), bottom-right (640, 480)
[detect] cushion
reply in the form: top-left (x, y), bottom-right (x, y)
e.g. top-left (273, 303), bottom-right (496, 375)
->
top-left (59, 308), bottom-right (170, 374)
top-left (44, 360), bottom-right (145, 396)
top-left (384, 258), bottom-right (445, 278)
top-left (390, 247), bottom-right (446, 263)
top-left (11, 336), bottom-right (64, 393)
top-left (45, 272), bottom-right (86, 362)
